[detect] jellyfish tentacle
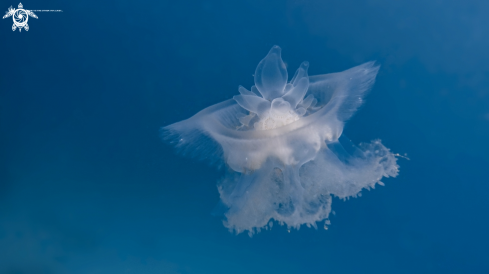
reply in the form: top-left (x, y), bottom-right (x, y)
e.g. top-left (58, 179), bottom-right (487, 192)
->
top-left (233, 94), bottom-right (271, 119)
top-left (282, 61), bottom-right (310, 108)
top-left (290, 61), bottom-right (309, 86)
top-left (238, 85), bottom-right (258, 96)
top-left (298, 94), bottom-right (315, 109)
top-left (254, 46), bottom-right (288, 100)
top-left (283, 166), bottom-right (304, 222)
top-left (270, 98), bottom-right (292, 117)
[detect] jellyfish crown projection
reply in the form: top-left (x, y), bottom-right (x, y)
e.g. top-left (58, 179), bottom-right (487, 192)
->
top-left (162, 46), bottom-right (399, 235)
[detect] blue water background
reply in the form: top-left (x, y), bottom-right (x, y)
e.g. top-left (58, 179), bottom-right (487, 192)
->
top-left (1, 0), bottom-right (488, 273)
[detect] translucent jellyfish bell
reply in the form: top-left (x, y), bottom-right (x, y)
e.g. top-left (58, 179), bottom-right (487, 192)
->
top-left (162, 46), bottom-right (399, 235)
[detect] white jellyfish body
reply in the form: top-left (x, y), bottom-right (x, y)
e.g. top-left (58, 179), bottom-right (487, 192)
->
top-left (162, 46), bottom-right (399, 235)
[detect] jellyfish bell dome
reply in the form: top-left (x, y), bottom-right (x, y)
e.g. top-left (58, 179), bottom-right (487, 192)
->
top-left (165, 46), bottom-right (379, 171)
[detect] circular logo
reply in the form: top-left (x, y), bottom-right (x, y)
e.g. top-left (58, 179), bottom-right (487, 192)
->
top-left (13, 9), bottom-right (28, 27)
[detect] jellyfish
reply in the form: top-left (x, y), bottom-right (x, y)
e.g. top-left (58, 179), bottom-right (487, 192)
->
top-left (162, 46), bottom-right (399, 235)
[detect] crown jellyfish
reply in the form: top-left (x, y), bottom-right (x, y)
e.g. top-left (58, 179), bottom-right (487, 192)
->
top-left (162, 46), bottom-right (399, 235)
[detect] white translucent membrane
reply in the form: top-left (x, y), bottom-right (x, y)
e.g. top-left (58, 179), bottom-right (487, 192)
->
top-left (162, 46), bottom-right (399, 235)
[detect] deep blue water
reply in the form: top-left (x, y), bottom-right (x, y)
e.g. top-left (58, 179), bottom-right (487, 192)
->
top-left (1, 0), bottom-right (489, 273)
